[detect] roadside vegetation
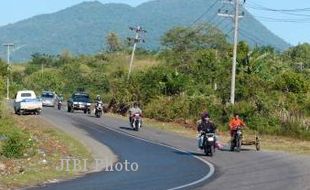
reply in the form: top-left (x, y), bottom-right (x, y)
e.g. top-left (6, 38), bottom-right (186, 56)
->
top-left (2, 23), bottom-right (310, 142)
top-left (0, 102), bottom-right (91, 189)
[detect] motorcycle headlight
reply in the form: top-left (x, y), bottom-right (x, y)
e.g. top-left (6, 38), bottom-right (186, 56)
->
top-left (207, 137), bottom-right (214, 141)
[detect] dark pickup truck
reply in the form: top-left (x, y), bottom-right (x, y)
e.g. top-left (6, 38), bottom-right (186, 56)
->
top-left (67, 92), bottom-right (91, 114)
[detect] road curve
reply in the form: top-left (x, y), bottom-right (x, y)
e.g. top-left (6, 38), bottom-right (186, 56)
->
top-left (30, 107), bottom-right (310, 190)
top-left (28, 108), bottom-right (212, 190)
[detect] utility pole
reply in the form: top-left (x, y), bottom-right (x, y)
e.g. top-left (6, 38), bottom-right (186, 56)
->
top-left (127, 26), bottom-right (146, 80)
top-left (218, 0), bottom-right (244, 104)
top-left (41, 62), bottom-right (44, 78)
top-left (2, 43), bottom-right (15, 99)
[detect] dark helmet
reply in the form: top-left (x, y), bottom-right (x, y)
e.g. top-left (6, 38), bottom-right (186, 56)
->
top-left (201, 112), bottom-right (210, 120)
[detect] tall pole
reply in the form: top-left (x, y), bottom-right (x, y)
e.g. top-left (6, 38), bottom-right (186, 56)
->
top-left (128, 32), bottom-right (139, 80)
top-left (127, 26), bottom-right (146, 80)
top-left (231, 0), bottom-right (240, 105)
top-left (3, 43), bottom-right (15, 99)
top-left (41, 62), bottom-right (44, 77)
top-left (218, 0), bottom-right (243, 104)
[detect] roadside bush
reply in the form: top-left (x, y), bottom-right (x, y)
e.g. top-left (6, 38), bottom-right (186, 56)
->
top-left (0, 103), bottom-right (32, 158)
top-left (2, 131), bottom-right (29, 158)
top-left (144, 95), bottom-right (222, 123)
top-left (274, 71), bottom-right (309, 93)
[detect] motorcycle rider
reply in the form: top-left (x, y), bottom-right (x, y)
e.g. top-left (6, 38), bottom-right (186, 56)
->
top-left (95, 95), bottom-right (103, 107)
top-left (57, 94), bottom-right (64, 106)
top-left (197, 112), bottom-right (217, 149)
top-left (128, 102), bottom-right (142, 126)
top-left (229, 113), bottom-right (247, 137)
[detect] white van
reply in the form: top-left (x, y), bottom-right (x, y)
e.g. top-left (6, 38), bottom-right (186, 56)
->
top-left (14, 90), bottom-right (43, 115)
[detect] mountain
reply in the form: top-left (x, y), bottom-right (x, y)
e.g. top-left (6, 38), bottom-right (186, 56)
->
top-left (0, 0), bottom-right (290, 62)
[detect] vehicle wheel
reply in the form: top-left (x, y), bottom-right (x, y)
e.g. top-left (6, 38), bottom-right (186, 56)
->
top-left (36, 110), bottom-right (41, 115)
top-left (17, 109), bottom-right (21, 115)
top-left (67, 106), bottom-right (71, 112)
top-left (135, 120), bottom-right (139, 131)
top-left (256, 137), bottom-right (261, 151)
top-left (236, 138), bottom-right (241, 152)
top-left (210, 148), bottom-right (214, 157)
top-left (230, 140), bottom-right (235, 151)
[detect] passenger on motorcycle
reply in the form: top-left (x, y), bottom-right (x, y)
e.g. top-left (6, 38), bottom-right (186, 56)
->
top-left (197, 112), bottom-right (217, 149)
top-left (129, 102), bottom-right (142, 126)
top-left (229, 113), bottom-right (247, 137)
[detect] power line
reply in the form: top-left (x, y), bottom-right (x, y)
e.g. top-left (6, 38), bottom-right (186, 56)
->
top-left (246, 1), bottom-right (310, 12)
top-left (191, 0), bottom-right (219, 26)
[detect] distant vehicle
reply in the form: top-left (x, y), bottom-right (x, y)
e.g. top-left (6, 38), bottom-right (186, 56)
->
top-left (95, 100), bottom-right (103, 118)
top-left (41, 91), bottom-right (56, 107)
top-left (57, 96), bottom-right (63, 110)
top-left (67, 92), bottom-right (91, 114)
top-left (230, 127), bottom-right (243, 152)
top-left (131, 113), bottom-right (142, 131)
top-left (14, 90), bottom-right (42, 115)
top-left (202, 132), bottom-right (216, 156)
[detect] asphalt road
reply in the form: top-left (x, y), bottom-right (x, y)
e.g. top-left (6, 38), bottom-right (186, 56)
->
top-left (30, 107), bottom-right (310, 190)
top-left (28, 108), bottom-right (212, 190)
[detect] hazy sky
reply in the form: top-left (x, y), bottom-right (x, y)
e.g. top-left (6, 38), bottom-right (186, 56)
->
top-left (0, 0), bottom-right (309, 45)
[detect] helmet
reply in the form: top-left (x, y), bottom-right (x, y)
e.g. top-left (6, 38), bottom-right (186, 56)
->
top-left (201, 112), bottom-right (210, 120)
top-left (96, 95), bottom-right (101, 101)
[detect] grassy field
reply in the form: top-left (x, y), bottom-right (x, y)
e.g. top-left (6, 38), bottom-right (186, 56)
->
top-left (107, 113), bottom-right (310, 155)
top-left (0, 104), bottom-right (92, 189)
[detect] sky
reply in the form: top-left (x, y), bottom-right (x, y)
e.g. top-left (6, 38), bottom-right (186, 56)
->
top-left (0, 0), bottom-right (309, 45)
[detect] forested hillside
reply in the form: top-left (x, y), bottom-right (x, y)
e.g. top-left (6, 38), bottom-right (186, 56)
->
top-left (0, 0), bottom-right (289, 61)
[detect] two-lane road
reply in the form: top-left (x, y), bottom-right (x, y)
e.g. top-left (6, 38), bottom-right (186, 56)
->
top-left (29, 108), bottom-right (310, 190)
top-left (28, 108), bottom-right (212, 190)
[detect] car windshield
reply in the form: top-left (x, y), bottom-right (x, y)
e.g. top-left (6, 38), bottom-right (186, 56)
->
top-left (42, 93), bottom-right (54, 98)
top-left (21, 93), bottom-right (32, 97)
top-left (73, 95), bottom-right (89, 102)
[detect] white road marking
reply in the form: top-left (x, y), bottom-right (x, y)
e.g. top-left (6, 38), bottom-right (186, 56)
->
top-left (83, 117), bottom-right (215, 190)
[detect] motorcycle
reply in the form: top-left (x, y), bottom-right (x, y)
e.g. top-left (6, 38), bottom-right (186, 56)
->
top-left (95, 101), bottom-right (103, 118)
top-left (230, 127), bottom-right (243, 152)
top-left (131, 113), bottom-right (142, 131)
top-left (200, 132), bottom-right (216, 156)
top-left (57, 100), bottom-right (62, 110)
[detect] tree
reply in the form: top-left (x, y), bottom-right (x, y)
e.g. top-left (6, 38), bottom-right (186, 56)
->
top-left (284, 43), bottom-right (310, 69)
top-left (160, 23), bottom-right (229, 67)
top-left (106, 32), bottom-right (122, 52)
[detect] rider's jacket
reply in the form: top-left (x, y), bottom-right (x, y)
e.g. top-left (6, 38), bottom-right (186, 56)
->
top-left (129, 107), bottom-right (142, 116)
top-left (229, 118), bottom-right (245, 130)
top-left (198, 121), bottom-right (216, 133)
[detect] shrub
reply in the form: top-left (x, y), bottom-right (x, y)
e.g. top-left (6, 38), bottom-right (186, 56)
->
top-left (2, 131), bottom-right (29, 158)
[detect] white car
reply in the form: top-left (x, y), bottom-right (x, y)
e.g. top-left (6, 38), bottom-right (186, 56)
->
top-left (14, 90), bottom-right (43, 115)
top-left (41, 91), bottom-right (56, 107)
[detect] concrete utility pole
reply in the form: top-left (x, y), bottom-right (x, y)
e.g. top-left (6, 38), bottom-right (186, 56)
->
top-left (218, 0), bottom-right (244, 104)
top-left (2, 43), bottom-right (15, 99)
top-left (127, 26), bottom-right (146, 80)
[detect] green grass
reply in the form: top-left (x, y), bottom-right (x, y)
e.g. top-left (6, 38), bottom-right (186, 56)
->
top-left (0, 102), bottom-right (92, 189)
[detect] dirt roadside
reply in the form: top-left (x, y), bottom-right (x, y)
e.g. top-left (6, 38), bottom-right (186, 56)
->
top-left (0, 112), bottom-right (117, 190)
